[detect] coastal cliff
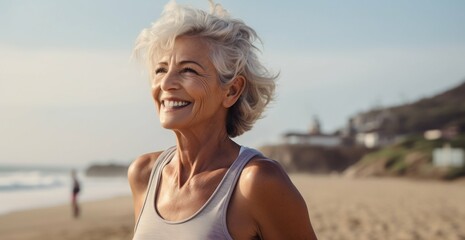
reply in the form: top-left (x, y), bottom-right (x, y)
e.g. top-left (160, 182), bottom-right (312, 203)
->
top-left (259, 144), bottom-right (370, 174)
top-left (85, 163), bottom-right (128, 177)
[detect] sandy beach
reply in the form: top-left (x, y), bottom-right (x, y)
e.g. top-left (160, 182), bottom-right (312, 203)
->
top-left (1, 174), bottom-right (464, 240)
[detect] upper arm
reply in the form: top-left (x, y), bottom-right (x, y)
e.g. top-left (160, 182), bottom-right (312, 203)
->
top-left (127, 152), bottom-right (162, 222)
top-left (239, 158), bottom-right (318, 240)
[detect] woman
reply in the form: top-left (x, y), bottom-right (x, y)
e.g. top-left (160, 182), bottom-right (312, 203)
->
top-left (129, 1), bottom-right (318, 239)
top-left (71, 169), bottom-right (80, 218)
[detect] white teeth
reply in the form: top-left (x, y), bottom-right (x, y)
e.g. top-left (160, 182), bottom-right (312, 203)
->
top-left (164, 100), bottom-right (190, 108)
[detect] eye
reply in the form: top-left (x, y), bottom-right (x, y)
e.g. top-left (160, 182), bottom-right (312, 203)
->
top-left (155, 67), bottom-right (167, 74)
top-left (180, 67), bottom-right (198, 75)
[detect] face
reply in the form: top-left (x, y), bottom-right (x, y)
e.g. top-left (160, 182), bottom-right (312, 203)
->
top-left (151, 36), bottom-right (228, 132)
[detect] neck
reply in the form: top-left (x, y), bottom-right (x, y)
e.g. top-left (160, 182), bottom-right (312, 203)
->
top-left (172, 126), bottom-right (240, 186)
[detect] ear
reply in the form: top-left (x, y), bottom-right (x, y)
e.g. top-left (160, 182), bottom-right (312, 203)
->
top-left (223, 75), bottom-right (246, 108)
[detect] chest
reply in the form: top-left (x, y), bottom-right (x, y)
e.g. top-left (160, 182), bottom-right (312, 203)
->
top-left (154, 167), bottom-right (259, 239)
top-left (155, 167), bottom-right (226, 221)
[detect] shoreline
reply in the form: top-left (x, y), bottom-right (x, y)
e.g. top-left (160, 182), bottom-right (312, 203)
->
top-left (0, 192), bottom-right (133, 217)
top-left (0, 195), bottom-right (135, 240)
top-left (1, 175), bottom-right (465, 240)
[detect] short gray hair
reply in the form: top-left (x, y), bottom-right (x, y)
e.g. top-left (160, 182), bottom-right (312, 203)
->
top-left (133, 0), bottom-right (277, 137)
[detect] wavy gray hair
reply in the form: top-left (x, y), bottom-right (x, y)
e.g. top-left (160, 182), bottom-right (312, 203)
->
top-left (133, 0), bottom-right (277, 137)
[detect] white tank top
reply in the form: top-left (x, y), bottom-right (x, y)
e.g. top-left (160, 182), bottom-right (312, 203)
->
top-left (133, 146), bottom-right (262, 240)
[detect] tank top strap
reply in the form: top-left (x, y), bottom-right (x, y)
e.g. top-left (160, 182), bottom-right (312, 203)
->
top-left (206, 146), bottom-right (264, 235)
top-left (220, 146), bottom-right (264, 200)
top-left (134, 146), bottom-right (177, 232)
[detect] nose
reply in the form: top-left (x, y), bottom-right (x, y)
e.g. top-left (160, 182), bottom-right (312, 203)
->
top-left (158, 69), bottom-right (180, 91)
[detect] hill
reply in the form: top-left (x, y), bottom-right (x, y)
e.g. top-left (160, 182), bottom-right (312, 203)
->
top-left (345, 80), bottom-right (465, 180)
top-left (354, 80), bottom-right (465, 136)
top-left (85, 163), bottom-right (128, 177)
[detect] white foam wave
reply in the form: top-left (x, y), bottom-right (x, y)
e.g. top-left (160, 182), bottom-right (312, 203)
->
top-left (0, 170), bottom-right (67, 191)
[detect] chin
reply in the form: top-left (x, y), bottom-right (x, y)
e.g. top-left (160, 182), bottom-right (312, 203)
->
top-left (159, 119), bottom-right (186, 131)
top-left (160, 121), bottom-right (174, 129)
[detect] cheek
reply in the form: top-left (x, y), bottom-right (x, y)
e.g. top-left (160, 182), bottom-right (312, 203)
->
top-left (193, 81), bottom-right (225, 112)
top-left (151, 83), bottom-right (162, 107)
top-left (191, 81), bottom-right (213, 109)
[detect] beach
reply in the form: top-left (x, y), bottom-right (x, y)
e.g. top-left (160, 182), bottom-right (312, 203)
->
top-left (1, 174), bottom-right (464, 240)
top-left (0, 196), bottom-right (134, 240)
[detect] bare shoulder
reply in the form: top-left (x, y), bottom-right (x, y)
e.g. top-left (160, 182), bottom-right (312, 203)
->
top-left (238, 156), bottom-right (299, 199)
top-left (128, 151), bottom-right (163, 194)
top-left (237, 156), bottom-right (318, 239)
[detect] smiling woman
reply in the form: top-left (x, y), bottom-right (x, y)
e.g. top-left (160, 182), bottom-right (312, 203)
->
top-left (129, 1), bottom-right (318, 239)
top-left (152, 36), bottom-right (227, 131)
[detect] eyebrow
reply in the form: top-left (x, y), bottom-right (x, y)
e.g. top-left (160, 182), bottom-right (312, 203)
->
top-left (180, 60), bottom-right (205, 70)
top-left (157, 60), bottom-right (206, 70)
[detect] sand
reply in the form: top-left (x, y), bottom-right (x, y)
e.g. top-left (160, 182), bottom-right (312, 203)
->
top-left (0, 196), bottom-right (134, 240)
top-left (1, 175), bottom-right (464, 240)
top-left (295, 175), bottom-right (465, 240)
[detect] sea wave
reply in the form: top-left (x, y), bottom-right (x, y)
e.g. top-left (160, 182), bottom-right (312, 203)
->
top-left (0, 170), bottom-right (68, 191)
top-left (0, 166), bottom-right (131, 215)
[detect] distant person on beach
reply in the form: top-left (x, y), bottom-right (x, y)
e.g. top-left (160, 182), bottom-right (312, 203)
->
top-left (129, 1), bottom-right (318, 239)
top-left (71, 169), bottom-right (80, 218)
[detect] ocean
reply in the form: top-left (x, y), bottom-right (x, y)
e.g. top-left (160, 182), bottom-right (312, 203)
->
top-left (0, 165), bottom-right (131, 215)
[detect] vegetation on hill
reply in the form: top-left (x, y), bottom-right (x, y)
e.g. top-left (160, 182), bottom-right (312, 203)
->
top-left (343, 80), bottom-right (465, 180)
top-left (345, 134), bottom-right (465, 180)
top-left (362, 80), bottom-right (465, 135)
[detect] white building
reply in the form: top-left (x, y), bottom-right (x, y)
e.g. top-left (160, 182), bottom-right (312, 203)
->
top-left (433, 144), bottom-right (465, 167)
top-left (282, 132), bottom-right (343, 147)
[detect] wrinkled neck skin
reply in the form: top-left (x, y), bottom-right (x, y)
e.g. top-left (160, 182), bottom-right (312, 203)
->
top-left (172, 117), bottom-right (240, 187)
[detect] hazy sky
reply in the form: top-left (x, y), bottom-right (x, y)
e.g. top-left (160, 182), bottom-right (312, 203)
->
top-left (1, 0), bottom-right (465, 167)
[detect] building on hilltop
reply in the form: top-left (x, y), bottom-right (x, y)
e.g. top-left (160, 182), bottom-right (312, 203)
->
top-left (347, 109), bottom-right (401, 148)
top-left (282, 116), bottom-right (347, 147)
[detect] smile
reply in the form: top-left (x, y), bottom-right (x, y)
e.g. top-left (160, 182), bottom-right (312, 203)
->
top-left (162, 100), bottom-right (191, 109)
